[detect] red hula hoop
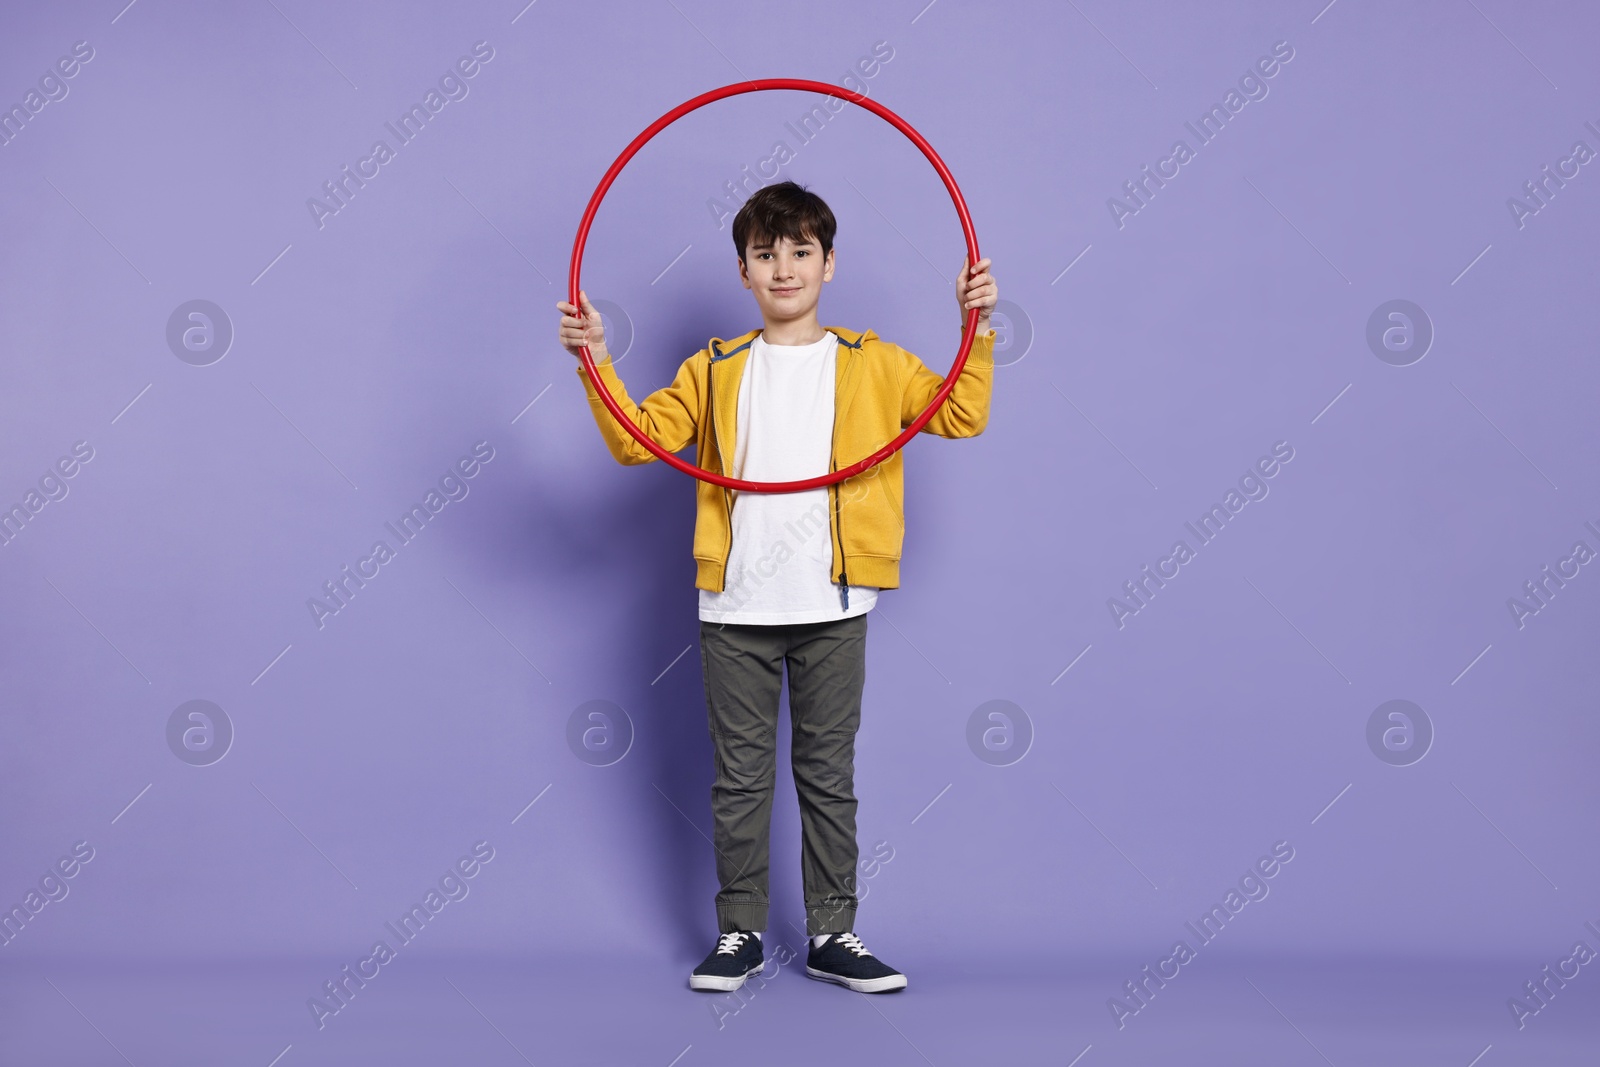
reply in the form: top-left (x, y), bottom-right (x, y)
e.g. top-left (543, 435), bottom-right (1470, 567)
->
top-left (569, 77), bottom-right (982, 493)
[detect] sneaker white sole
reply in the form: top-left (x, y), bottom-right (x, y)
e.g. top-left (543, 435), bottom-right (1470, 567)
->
top-left (689, 959), bottom-right (764, 991)
top-left (804, 965), bottom-right (907, 993)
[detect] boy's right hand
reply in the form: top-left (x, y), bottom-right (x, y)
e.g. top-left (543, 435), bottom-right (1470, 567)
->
top-left (556, 289), bottom-right (610, 361)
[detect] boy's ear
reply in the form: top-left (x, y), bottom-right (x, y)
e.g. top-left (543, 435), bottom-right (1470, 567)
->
top-left (823, 247), bottom-right (835, 282)
top-left (737, 255), bottom-right (750, 289)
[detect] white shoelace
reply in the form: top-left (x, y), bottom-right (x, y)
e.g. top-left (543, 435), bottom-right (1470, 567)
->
top-left (833, 932), bottom-right (873, 957)
top-left (715, 931), bottom-right (749, 955)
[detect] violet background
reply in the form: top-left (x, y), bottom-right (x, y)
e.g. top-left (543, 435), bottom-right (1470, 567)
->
top-left (1, 0), bottom-right (1596, 1063)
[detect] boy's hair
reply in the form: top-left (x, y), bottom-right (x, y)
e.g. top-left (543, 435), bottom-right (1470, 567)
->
top-left (731, 181), bottom-right (836, 265)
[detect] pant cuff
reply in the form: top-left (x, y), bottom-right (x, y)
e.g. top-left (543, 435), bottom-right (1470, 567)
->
top-left (805, 901), bottom-right (857, 937)
top-left (717, 902), bottom-right (769, 933)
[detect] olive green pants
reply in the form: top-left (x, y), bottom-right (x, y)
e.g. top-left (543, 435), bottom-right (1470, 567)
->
top-left (699, 612), bottom-right (868, 936)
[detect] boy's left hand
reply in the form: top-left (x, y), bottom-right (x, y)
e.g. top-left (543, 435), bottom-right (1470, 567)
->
top-left (956, 256), bottom-right (998, 329)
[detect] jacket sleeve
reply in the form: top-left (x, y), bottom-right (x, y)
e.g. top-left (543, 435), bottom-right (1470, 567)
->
top-left (898, 327), bottom-right (995, 438)
top-left (574, 352), bottom-right (703, 465)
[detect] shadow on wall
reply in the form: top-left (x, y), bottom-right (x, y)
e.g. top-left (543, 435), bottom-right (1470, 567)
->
top-left (589, 459), bottom-right (715, 959)
top-left (569, 317), bottom-right (814, 960)
top-left (527, 315), bottom-right (772, 960)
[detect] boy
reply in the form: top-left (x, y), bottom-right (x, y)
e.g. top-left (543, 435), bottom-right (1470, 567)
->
top-left (556, 181), bottom-right (997, 993)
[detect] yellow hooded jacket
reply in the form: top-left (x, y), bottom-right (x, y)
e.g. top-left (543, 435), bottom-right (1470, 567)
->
top-left (574, 324), bottom-right (995, 605)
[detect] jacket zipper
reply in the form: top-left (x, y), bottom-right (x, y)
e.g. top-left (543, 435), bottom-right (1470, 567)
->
top-left (831, 405), bottom-right (849, 611)
top-left (709, 353), bottom-right (734, 591)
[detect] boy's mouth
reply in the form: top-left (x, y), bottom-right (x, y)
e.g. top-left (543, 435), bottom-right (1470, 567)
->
top-left (771, 287), bottom-right (801, 296)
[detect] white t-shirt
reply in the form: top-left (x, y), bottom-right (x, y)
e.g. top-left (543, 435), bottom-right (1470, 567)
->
top-left (698, 330), bottom-right (879, 625)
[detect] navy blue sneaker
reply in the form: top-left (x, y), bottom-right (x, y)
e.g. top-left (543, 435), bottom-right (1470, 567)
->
top-left (806, 932), bottom-right (906, 993)
top-left (690, 931), bottom-right (765, 991)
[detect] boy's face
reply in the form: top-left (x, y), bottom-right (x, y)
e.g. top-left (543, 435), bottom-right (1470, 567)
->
top-left (738, 232), bottom-right (835, 327)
